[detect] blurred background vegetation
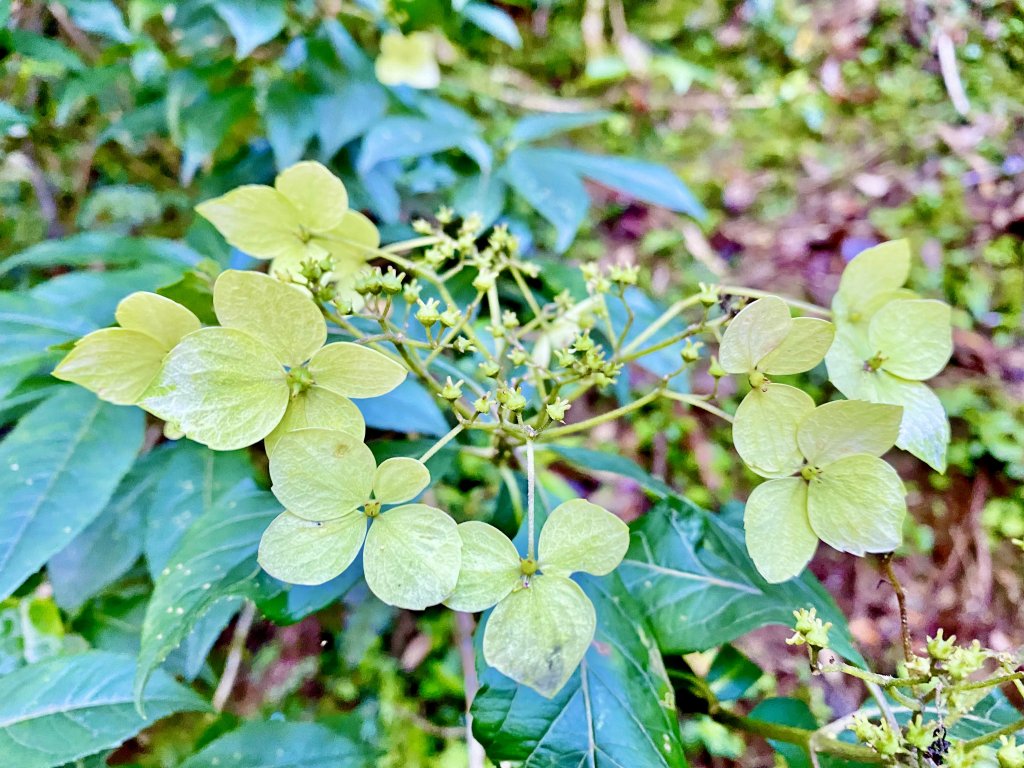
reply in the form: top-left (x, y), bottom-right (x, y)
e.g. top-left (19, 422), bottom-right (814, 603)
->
top-left (1, 0), bottom-right (1022, 765)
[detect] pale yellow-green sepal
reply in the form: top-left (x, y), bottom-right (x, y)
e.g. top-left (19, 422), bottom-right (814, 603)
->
top-left (274, 161), bottom-right (348, 233)
top-left (195, 185), bottom-right (303, 261)
top-left (797, 400), bottom-right (902, 467)
top-left (833, 239), bottom-right (911, 322)
top-left (744, 478), bottom-right (816, 584)
top-left (258, 510), bottom-right (367, 585)
top-left (718, 296), bottom-right (792, 374)
top-left (363, 504), bottom-right (461, 610)
top-left (537, 499), bottom-right (629, 577)
top-left (140, 327), bottom-right (289, 450)
top-left (114, 292), bottom-right (201, 349)
top-left (269, 428), bottom-right (376, 521)
top-left (445, 522), bottom-right (522, 613)
top-left (824, 331), bottom-right (874, 399)
top-left (732, 384), bottom-right (814, 478)
top-left (309, 342), bottom-right (407, 398)
top-left (866, 373), bottom-right (950, 473)
top-left (807, 454), bottom-right (906, 556)
top-left (213, 270), bottom-right (327, 368)
top-left (373, 457), bottom-right (430, 505)
top-left (264, 386), bottom-right (365, 456)
top-left (758, 317), bottom-right (835, 375)
top-left (315, 210), bottom-right (380, 265)
top-left (482, 574), bottom-right (595, 698)
top-left (53, 328), bottom-right (169, 406)
top-left (375, 32), bottom-right (441, 90)
top-left (869, 299), bottom-right (952, 381)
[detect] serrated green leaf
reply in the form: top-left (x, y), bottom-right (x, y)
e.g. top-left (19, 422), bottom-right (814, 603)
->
top-left (0, 388), bottom-right (142, 601)
top-left (473, 572), bottom-right (685, 766)
top-left (362, 503), bottom-right (460, 609)
top-left (269, 428), bottom-right (375, 520)
top-left (264, 387), bottom-right (365, 456)
top-left (618, 498), bottom-right (861, 662)
top-left (373, 457), bottom-right (430, 505)
top-left (758, 317), bottom-right (835, 375)
top-left (179, 720), bottom-right (373, 768)
top-left (196, 185), bottom-right (303, 262)
top-left (136, 482), bottom-right (281, 705)
top-left (274, 161), bottom-right (349, 232)
top-left (482, 574), bottom-right (595, 698)
top-left (0, 651), bottom-right (208, 768)
top-left (375, 32), bottom-right (440, 89)
top-left (797, 400), bottom-right (902, 467)
top-left (444, 522), bottom-right (521, 612)
top-left (718, 296), bottom-right (792, 374)
top-left (141, 327), bottom-right (289, 450)
top-left (732, 384), bottom-right (814, 478)
top-left (258, 510), bottom-right (367, 585)
top-left (309, 341), bottom-right (407, 398)
top-left (744, 478), bottom-right (816, 584)
top-left (213, 270), bottom-right (326, 367)
top-left (114, 291), bottom-right (201, 349)
top-left (807, 454), bottom-right (905, 556)
top-left (833, 239), bottom-right (911, 324)
top-left (53, 328), bottom-right (169, 405)
top-left (869, 299), bottom-right (953, 380)
top-left (537, 499), bottom-right (629, 577)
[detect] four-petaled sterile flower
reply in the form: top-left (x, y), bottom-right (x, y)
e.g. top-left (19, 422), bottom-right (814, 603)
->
top-left (374, 32), bottom-right (441, 90)
top-left (54, 292), bottom-right (200, 406)
top-left (259, 428), bottom-right (461, 610)
top-left (443, 500), bottom-right (629, 697)
top-left (825, 240), bottom-right (953, 472)
top-left (141, 270), bottom-right (405, 451)
top-left (196, 161), bottom-right (380, 297)
top-left (739, 398), bottom-right (907, 583)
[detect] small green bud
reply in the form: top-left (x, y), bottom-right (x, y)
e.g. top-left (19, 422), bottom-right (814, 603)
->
top-left (927, 629), bottom-right (957, 661)
top-left (681, 339), bottom-right (703, 362)
top-left (416, 298), bottom-right (441, 328)
top-left (697, 282), bottom-right (720, 307)
top-left (571, 332), bottom-right (595, 353)
top-left (436, 206), bottom-right (454, 225)
top-left (440, 305), bottom-right (462, 328)
top-left (902, 654), bottom-right (931, 679)
top-left (454, 337), bottom-right (476, 354)
top-left (545, 398), bottom-right (571, 422)
top-left (945, 640), bottom-right (988, 680)
top-left (509, 348), bottom-right (528, 366)
top-left (479, 361), bottom-right (501, 378)
top-left (380, 267), bottom-right (405, 295)
top-left (472, 270), bottom-right (496, 292)
top-left (500, 387), bottom-right (527, 413)
top-left (474, 393), bottom-right (492, 414)
top-left (355, 267), bottom-right (383, 296)
top-left (748, 370), bottom-right (766, 389)
top-left (502, 310), bottom-right (520, 329)
top-left (553, 349), bottom-right (575, 368)
top-left (997, 736), bottom-right (1024, 768)
top-left (403, 279), bottom-right (422, 304)
top-left (609, 263), bottom-right (639, 286)
top-left (786, 607), bottom-right (832, 648)
top-left (904, 716), bottom-right (937, 751)
top-left (520, 558), bottom-right (538, 576)
top-left (708, 355), bottom-right (727, 378)
top-left (412, 218), bottom-right (435, 235)
top-left (440, 377), bottom-right (463, 402)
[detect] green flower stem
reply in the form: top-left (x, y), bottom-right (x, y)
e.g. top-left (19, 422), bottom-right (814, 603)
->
top-left (423, 292), bottom-right (485, 366)
top-left (954, 672), bottom-right (1024, 692)
top-left (617, 314), bottom-right (727, 364)
top-left (962, 716), bottom-right (1024, 750)
top-left (709, 709), bottom-right (882, 764)
top-left (613, 286), bottom-right (636, 351)
top-left (619, 295), bottom-right (703, 356)
top-left (662, 391), bottom-right (734, 423)
top-left (540, 387), bottom-right (664, 439)
top-left (526, 439), bottom-right (536, 561)
top-left (718, 285), bottom-right (832, 317)
top-left (509, 266), bottom-right (549, 331)
top-left (818, 662), bottom-right (929, 690)
top-left (420, 424), bottom-right (465, 463)
top-left (380, 236), bottom-right (444, 253)
top-left (879, 554), bottom-right (914, 665)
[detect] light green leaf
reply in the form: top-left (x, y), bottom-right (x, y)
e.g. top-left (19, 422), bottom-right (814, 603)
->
top-left (375, 32), bottom-right (440, 89)
top-left (537, 499), bottom-right (629, 577)
top-left (195, 185), bottom-right (302, 261)
top-left (718, 297), bottom-right (792, 374)
top-left (141, 327), bottom-right (289, 450)
top-left (258, 510), bottom-right (367, 585)
top-left (444, 522), bottom-right (521, 613)
top-left (0, 651), bottom-right (208, 768)
top-left (274, 161), bottom-right (348, 233)
top-left (212, 270), bottom-right (326, 367)
top-left (114, 292), bottom-right (200, 349)
top-left (53, 328), bottom-right (168, 405)
top-left (482, 574), bottom-right (596, 698)
top-left (0, 388), bottom-right (142, 602)
top-left (807, 455), bottom-right (906, 556)
top-left (264, 387), bottom-right (365, 455)
top-left (797, 400), bottom-right (902, 467)
top-left (865, 374), bottom-right (950, 473)
top-left (833, 239), bottom-right (911, 323)
top-left (309, 341), bottom-right (407, 398)
top-left (732, 384), bottom-right (814, 478)
top-left (362, 503), bottom-right (460, 609)
top-left (269, 428), bottom-right (375, 520)
top-left (869, 299), bottom-right (952, 381)
top-left (758, 317), bottom-right (835, 375)
top-left (744, 478), bottom-right (816, 584)
top-left (373, 457), bottom-right (430, 505)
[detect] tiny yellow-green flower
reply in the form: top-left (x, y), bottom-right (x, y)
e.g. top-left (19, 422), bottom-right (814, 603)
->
top-left (374, 32), bottom-right (441, 90)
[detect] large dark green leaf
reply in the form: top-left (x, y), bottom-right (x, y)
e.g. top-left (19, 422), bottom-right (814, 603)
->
top-left (544, 444), bottom-right (673, 497)
top-left (0, 293), bottom-right (94, 369)
top-left (213, 0), bottom-right (286, 59)
top-left (0, 651), bottom-right (208, 768)
top-left (619, 498), bottom-right (860, 663)
top-left (135, 481), bottom-right (281, 704)
top-left (179, 720), bottom-right (374, 767)
top-left (511, 111), bottom-right (611, 143)
top-left (358, 117), bottom-right (488, 175)
top-left (503, 148), bottom-right (589, 253)
top-left (0, 388), bottom-right (143, 601)
top-left (472, 572), bottom-right (687, 767)
top-left (0, 233), bottom-right (202, 276)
